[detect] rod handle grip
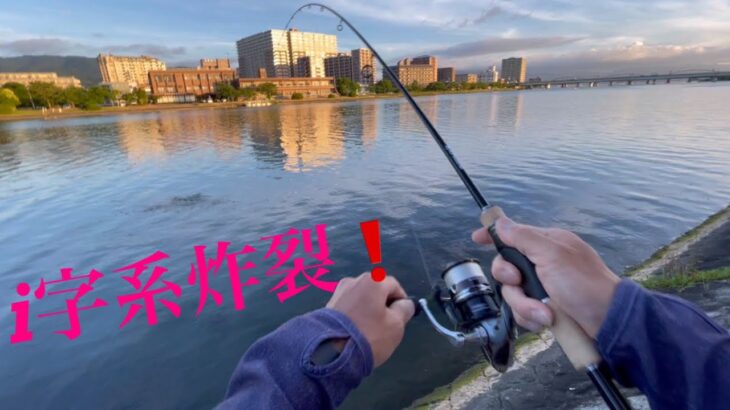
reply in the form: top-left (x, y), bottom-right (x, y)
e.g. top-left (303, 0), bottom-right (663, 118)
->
top-left (480, 206), bottom-right (601, 370)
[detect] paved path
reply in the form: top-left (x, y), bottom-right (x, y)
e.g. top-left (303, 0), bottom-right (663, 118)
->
top-left (458, 279), bottom-right (730, 410)
top-left (675, 219), bottom-right (730, 270)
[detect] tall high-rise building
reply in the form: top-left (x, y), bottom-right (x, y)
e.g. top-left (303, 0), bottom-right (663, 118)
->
top-left (236, 29), bottom-right (337, 78)
top-left (383, 55), bottom-right (438, 86)
top-left (437, 67), bottom-right (456, 82)
top-left (501, 57), bottom-right (526, 83)
top-left (410, 55), bottom-right (438, 82)
top-left (324, 53), bottom-right (353, 81)
top-left (97, 54), bottom-right (166, 91)
top-left (351, 48), bottom-right (375, 85)
top-left (295, 56), bottom-right (315, 78)
top-left (479, 65), bottom-right (499, 83)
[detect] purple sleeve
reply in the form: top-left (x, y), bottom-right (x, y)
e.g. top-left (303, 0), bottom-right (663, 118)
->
top-left (217, 308), bottom-right (373, 410)
top-left (597, 279), bottom-right (730, 409)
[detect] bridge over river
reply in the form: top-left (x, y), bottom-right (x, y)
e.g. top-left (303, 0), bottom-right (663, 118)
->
top-left (525, 70), bottom-right (730, 88)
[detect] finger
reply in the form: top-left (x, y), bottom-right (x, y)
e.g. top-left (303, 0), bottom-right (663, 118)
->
top-left (501, 285), bottom-right (553, 327)
top-left (491, 255), bottom-right (521, 286)
top-left (512, 310), bottom-right (544, 332)
top-left (380, 276), bottom-right (408, 303)
top-left (332, 277), bottom-right (353, 293)
top-left (471, 226), bottom-right (493, 245)
top-left (387, 298), bottom-right (415, 325)
top-left (495, 217), bottom-right (552, 259)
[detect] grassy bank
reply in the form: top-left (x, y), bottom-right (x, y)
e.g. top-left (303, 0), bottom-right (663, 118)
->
top-left (625, 204), bottom-right (730, 279)
top-left (640, 266), bottom-right (730, 290)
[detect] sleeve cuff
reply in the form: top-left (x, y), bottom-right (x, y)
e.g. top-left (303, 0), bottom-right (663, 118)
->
top-left (300, 308), bottom-right (374, 378)
top-left (596, 279), bottom-right (643, 358)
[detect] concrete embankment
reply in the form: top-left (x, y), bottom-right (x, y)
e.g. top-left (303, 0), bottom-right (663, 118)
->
top-left (411, 204), bottom-right (730, 410)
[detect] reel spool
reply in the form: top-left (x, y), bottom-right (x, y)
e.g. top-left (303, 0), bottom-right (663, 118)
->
top-left (419, 259), bottom-right (516, 372)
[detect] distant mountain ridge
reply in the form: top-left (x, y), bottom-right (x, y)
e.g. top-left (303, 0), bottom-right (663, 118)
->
top-left (0, 55), bottom-right (101, 86)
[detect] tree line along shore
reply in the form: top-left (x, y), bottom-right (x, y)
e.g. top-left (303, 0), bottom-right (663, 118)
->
top-left (0, 78), bottom-right (520, 122)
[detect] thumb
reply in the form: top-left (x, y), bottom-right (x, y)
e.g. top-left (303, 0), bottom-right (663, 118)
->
top-left (495, 217), bottom-right (551, 258)
top-left (388, 298), bottom-right (416, 325)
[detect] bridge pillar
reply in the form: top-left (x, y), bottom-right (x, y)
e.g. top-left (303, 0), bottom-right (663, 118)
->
top-left (652, 79), bottom-right (656, 84)
top-left (646, 80), bottom-right (650, 85)
top-left (666, 79), bottom-right (671, 84)
top-left (627, 80), bottom-right (632, 85)
top-left (576, 82), bottom-right (580, 87)
top-left (561, 83), bottom-right (566, 88)
top-left (609, 81), bottom-right (613, 86)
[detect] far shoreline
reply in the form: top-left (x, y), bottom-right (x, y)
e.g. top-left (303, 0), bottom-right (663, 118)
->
top-left (0, 88), bottom-right (513, 124)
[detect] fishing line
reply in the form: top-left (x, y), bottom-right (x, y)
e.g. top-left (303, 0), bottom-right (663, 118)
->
top-left (408, 221), bottom-right (434, 289)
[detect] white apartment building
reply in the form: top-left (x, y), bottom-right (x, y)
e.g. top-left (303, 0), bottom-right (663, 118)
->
top-left (236, 29), bottom-right (337, 78)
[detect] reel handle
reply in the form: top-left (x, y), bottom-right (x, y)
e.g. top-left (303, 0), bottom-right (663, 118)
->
top-left (480, 206), bottom-right (601, 371)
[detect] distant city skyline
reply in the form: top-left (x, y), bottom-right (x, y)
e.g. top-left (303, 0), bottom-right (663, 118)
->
top-left (1, 0), bottom-right (729, 79)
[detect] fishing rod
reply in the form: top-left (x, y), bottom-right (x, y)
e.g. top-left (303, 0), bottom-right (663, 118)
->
top-left (287, 4), bottom-right (631, 409)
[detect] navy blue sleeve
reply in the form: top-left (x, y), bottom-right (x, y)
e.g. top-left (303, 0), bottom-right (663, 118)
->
top-left (596, 279), bottom-right (730, 410)
top-left (217, 308), bottom-right (373, 410)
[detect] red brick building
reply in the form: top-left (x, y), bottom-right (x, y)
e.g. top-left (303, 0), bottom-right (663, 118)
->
top-left (234, 77), bottom-right (336, 99)
top-left (149, 59), bottom-right (235, 103)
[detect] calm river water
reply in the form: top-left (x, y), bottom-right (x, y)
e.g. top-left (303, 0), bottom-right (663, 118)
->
top-left (1, 84), bottom-right (729, 409)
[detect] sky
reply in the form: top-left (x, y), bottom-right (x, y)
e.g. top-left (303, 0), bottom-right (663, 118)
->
top-left (1, 0), bottom-right (729, 79)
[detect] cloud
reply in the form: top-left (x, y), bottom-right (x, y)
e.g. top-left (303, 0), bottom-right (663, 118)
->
top-left (0, 37), bottom-right (188, 59)
top-left (473, 6), bottom-right (504, 25)
top-left (0, 38), bottom-right (84, 55)
top-left (589, 41), bottom-right (706, 62)
top-left (432, 36), bottom-right (582, 58)
top-left (510, 43), bottom-right (730, 79)
top-left (105, 44), bottom-right (187, 57)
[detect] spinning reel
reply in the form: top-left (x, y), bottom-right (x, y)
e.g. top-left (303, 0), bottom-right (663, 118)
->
top-left (419, 259), bottom-right (516, 373)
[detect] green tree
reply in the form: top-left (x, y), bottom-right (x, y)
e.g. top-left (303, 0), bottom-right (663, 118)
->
top-left (29, 82), bottom-right (64, 108)
top-left (256, 82), bottom-right (277, 99)
top-left (371, 79), bottom-right (397, 94)
top-left (122, 92), bottom-right (137, 105)
top-left (0, 88), bottom-right (21, 114)
top-left (406, 81), bottom-right (423, 92)
top-left (425, 81), bottom-right (447, 91)
top-left (335, 77), bottom-right (360, 97)
top-left (62, 87), bottom-right (89, 108)
top-left (1, 82), bottom-right (33, 107)
top-left (134, 88), bottom-right (148, 105)
top-left (215, 82), bottom-right (236, 101)
top-left (86, 86), bottom-right (115, 109)
top-left (240, 87), bottom-right (256, 100)
top-left (291, 92), bottom-right (304, 100)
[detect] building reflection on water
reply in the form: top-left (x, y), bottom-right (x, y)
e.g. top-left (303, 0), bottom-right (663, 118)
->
top-left (118, 110), bottom-right (245, 164)
top-left (278, 104), bottom-right (344, 172)
top-left (488, 92), bottom-right (524, 130)
top-left (117, 102), bottom-right (379, 172)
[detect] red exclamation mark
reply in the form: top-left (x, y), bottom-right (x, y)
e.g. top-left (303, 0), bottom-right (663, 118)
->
top-left (360, 219), bottom-right (387, 282)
